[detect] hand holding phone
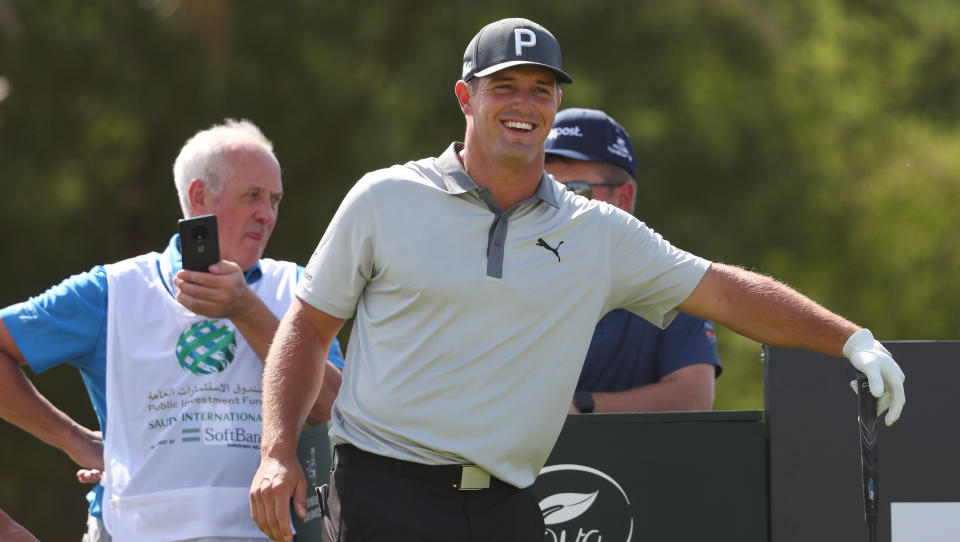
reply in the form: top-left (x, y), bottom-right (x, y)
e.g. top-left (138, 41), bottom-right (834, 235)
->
top-left (178, 214), bottom-right (220, 272)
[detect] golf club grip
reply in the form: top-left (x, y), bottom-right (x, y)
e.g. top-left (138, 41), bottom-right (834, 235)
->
top-left (857, 373), bottom-right (880, 525)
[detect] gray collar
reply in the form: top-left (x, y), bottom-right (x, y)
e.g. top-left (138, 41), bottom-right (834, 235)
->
top-left (436, 143), bottom-right (561, 209)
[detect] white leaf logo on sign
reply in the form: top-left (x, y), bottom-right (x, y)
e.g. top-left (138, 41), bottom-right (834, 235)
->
top-left (538, 464), bottom-right (635, 541)
top-left (539, 490), bottom-right (599, 525)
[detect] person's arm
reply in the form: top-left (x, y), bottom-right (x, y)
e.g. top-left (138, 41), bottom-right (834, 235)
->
top-left (250, 297), bottom-right (345, 542)
top-left (305, 359), bottom-right (342, 426)
top-left (174, 261), bottom-right (279, 361)
top-left (677, 262), bottom-right (905, 424)
top-left (0, 319), bottom-right (103, 470)
top-left (0, 508), bottom-right (40, 542)
top-left (586, 363), bottom-right (716, 413)
top-left (678, 263), bottom-right (857, 355)
top-left (175, 263), bottom-right (346, 425)
top-left (577, 313), bottom-right (719, 413)
top-left (305, 337), bottom-right (345, 425)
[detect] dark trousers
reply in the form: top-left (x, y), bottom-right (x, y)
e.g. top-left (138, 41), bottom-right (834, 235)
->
top-left (321, 445), bottom-right (544, 542)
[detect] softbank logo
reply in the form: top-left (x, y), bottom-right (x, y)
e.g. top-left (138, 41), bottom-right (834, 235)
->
top-left (515, 28), bottom-right (537, 55)
top-left (547, 126), bottom-right (583, 140)
top-left (538, 464), bottom-right (635, 542)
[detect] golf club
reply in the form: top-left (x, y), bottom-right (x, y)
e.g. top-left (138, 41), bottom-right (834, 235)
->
top-left (856, 372), bottom-right (879, 542)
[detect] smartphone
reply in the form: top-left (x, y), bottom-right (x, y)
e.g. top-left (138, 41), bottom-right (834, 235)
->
top-left (178, 214), bottom-right (220, 272)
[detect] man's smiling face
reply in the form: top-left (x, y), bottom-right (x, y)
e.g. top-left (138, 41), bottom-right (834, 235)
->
top-left (465, 65), bottom-right (561, 167)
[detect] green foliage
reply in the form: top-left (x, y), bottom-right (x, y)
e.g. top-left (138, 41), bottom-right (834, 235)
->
top-left (2, 1), bottom-right (959, 538)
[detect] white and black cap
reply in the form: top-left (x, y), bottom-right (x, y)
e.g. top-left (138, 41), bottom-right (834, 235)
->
top-left (462, 18), bottom-right (573, 84)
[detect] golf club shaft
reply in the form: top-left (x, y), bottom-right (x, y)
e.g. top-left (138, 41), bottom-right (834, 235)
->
top-left (857, 373), bottom-right (879, 542)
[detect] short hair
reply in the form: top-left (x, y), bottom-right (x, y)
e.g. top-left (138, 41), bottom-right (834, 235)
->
top-left (544, 155), bottom-right (634, 186)
top-left (545, 155), bottom-right (637, 211)
top-left (172, 118), bottom-right (276, 217)
top-left (590, 160), bottom-right (637, 212)
top-left (595, 160), bottom-right (635, 187)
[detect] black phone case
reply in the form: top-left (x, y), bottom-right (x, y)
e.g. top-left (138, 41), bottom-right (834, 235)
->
top-left (178, 214), bottom-right (220, 271)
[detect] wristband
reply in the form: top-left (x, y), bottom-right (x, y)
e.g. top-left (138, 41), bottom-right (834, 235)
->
top-left (573, 391), bottom-right (595, 414)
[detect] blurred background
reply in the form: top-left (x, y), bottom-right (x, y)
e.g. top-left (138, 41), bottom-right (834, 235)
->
top-left (2, 0), bottom-right (959, 538)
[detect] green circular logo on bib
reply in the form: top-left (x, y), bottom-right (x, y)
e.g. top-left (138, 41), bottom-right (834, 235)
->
top-left (175, 320), bottom-right (238, 375)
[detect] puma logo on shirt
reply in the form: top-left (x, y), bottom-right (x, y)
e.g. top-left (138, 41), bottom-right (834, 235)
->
top-left (536, 238), bottom-right (563, 262)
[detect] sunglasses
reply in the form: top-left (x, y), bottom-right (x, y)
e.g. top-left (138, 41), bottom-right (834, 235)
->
top-left (562, 180), bottom-right (623, 199)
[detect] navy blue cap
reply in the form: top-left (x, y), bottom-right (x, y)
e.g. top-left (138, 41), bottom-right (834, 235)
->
top-left (462, 18), bottom-right (573, 84)
top-left (544, 108), bottom-right (637, 179)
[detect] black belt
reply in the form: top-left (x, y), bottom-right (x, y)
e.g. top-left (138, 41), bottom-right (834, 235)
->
top-left (334, 444), bottom-right (514, 491)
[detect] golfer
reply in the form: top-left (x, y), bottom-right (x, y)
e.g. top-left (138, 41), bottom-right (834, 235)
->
top-left (249, 17), bottom-right (905, 542)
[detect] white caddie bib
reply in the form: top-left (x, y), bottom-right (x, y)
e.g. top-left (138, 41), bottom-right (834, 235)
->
top-left (101, 254), bottom-right (296, 541)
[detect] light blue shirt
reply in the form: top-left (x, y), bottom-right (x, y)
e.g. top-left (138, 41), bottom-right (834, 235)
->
top-left (1, 235), bottom-right (344, 518)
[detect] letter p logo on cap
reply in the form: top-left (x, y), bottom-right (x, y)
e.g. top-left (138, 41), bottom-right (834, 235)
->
top-left (514, 28), bottom-right (537, 56)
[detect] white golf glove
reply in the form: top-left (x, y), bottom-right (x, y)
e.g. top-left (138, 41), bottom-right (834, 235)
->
top-left (844, 328), bottom-right (905, 426)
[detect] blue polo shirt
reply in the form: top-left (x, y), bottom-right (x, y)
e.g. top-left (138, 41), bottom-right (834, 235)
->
top-left (576, 310), bottom-right (721, 392)
top-left (0, 235), bottom-right (344, 518)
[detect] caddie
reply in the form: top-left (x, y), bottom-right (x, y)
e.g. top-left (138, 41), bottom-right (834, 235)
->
top-left (0, 119), bottom-right (345, 541)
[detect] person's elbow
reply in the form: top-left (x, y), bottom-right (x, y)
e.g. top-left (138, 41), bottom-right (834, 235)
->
top-left (685, 384), bottom-right (715, 411)
top-left (662, 363), bottom-right (716, 411)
